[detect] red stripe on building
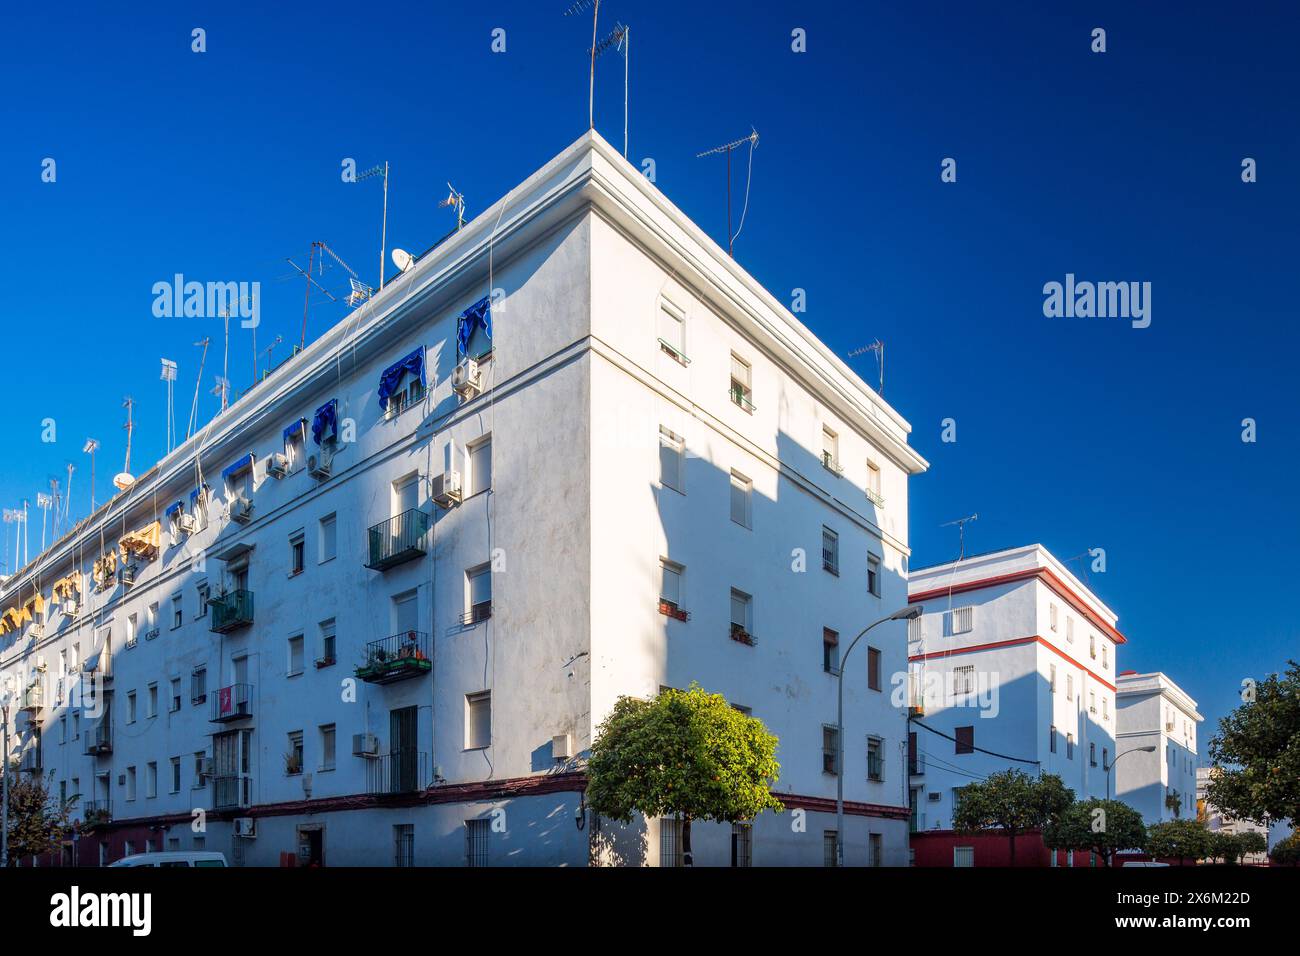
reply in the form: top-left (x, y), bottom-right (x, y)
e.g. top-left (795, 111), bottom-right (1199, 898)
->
top-left (909, 635), bottom-right (1117, 692)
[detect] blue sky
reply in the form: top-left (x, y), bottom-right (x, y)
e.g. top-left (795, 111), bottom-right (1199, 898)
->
top-left (2, 2), bottom-right (1296, 757)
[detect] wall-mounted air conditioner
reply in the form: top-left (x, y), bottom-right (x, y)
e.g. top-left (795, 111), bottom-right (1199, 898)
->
top-left (431, 471), bottom-right (463, 508)
top-left (266, 454), bottom-right (289, 479)
top-left (352, 733), bottom-right (379, 757)
top-left (552, 733), bottom-right (573, 760)
top-left (307, 455), bottom-right (331, 480)
top-left (177, 514), bottom-right (197, 534)
top-left (234, 817), bottom-right (256, 838)
top-left (198, 757), bottom-right (214, 778)
top-left (229, 498), bottom-right (253, 524)
top-left (452, 358), bottom-right (481, 400)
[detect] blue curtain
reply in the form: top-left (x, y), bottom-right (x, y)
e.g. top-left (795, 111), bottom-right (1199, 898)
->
top-left (312, 399), bottom-right (338, 445)
top-left (376, 347), bottom-right (426, 406)
top-left (457, 296), bottom-right (492, 359)
top-left (164, 500), bottom-right (185, 518)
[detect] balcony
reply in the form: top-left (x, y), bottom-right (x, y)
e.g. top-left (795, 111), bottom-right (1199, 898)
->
top-left (365, 509), bottom-right (430, 571)
top-left (210, 683), bottom-right (253, 722)
top-left (19, 683), bottom-right (43, 714)
top-left (18, 747), bottom-right (42, 773)
top-left (366, 750), bottom-right (431, 796)
top-left (81, 801), bottom-right (113, 828)
top-left (85, 720), bottom-right (113, 756)
top-left (866, 487), bottom-right (886, 508)
top-left (209, 590), bottom-right (254, 633)
top-left (460, 602), bottom-right (492, 627)
top-left (730, 622), bottom-right (757, 647)
top-left (355, 631), bottom-right (431, 685)
top-left (211, 774), bottom-right (252, 810)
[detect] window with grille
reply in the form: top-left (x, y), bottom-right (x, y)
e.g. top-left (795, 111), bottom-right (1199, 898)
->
top-left (731, 823), bottom-right (752, 867)
top-left (465, 819), bottom-right (490, 867)
top-left (394, 824), bottom-right (414, 867)
top-left (954, 846), bottom-right (975, 867)
top-left (660, 817), bottom-right (682, 868)
top-left (944, 606), bottom-right (974, 636)
top-left (822, 527), bottom-right (839, 574)
top-left (823, 830), bottom-right (839, 867)
top-left (823, 628), bottom-right (839, 674)
top-left (822, 725), bottom-right (840, 774)
top-left (867, 736), bottom-right (884, 781)
top-left (952, 665), bottom-right (975, 703)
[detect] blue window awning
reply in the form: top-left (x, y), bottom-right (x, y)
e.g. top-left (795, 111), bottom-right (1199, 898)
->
top-left (283, 418), bottom-right (307, 444)
top-left (164, 500), bottom-right (185, 518)
top-left (222, 454), bottom-right (255, 483)
top-left (377, 347), bottom-right (425, 407)
top-left (311, 399), bottom-right (338, 446)
top-left (456, 296), bottom-right (492, 359)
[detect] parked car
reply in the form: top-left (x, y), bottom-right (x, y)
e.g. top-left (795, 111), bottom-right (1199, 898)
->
top-left (1120, 860), bottom-right (1170, 867)
top-left (108, 851), bottom-right (228, 868)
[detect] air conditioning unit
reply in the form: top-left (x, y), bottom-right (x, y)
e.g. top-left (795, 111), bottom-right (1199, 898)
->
top-left (229, 497), bottom-right (253, 524)
top-left (234, 817), bottom-right (256, 838)
top-left (266, 454), bottom-right (289, 478)
top-left (177, 514), bottom-right (197, 534)
top-left (431, 471), bottom-right (463, 508)
top-left (63, 598), bottom-right (79, 618)
top-left (198, 757), bottom-right (214, 778)
top-left (552, 733), bottom-right (573, 760)
top-left (307, 455), bottom-right (331, 479)
top-left (452, 357), bottom-right (481, 399)
top-left (352, 733), bottom-right (379, 757)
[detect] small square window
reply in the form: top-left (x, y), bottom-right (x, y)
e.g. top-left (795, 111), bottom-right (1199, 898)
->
top-left (659, 426), bottom-right (685, 493)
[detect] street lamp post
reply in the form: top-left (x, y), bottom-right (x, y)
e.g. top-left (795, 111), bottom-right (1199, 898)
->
top-left (835, 603), bottom-right (924, 868)
top-left (1107, 745), bottom-right (1157, 800)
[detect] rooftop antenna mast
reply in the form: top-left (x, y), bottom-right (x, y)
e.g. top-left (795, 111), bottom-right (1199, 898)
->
top-left (36, 493), bottom-right (51, 553)
top-left (187, 337), bottom-right (210, 439)
top-left (114, 396), bottom-right (136, 491)
top-left (82, 438), bottom-right (100, 515)
top-left (590, 22), bottom-right (630, 156)
top-left (439, 184), bottom-right (466, 230)
top-left (47, 477), bottom-right (60, 540)
top-left (287, 244), bottom-right (337, 351)
top-left (357, 163), bottom-right (390, 293)
top-left (564, 0), bottom-right (601, 130)
top-left (849, 339), bottom-right (886, 396)
top-left (62, 463), bottom-right (74, 530)
top-left (160, 359), bottom-right (178, 453)
top-left (939, 514), bottom-right (979, 565)
top-left (696, 127), bottom-right (760, 257)
top-left (263, 334), bottom-right (284, 375)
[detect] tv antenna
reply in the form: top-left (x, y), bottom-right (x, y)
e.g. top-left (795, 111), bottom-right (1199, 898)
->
top-left (439, 183), bottom-right (466, 230)
top-left (47, 477), bottom-right (60, 540)
top-left (849, 340), bottom-right (886, 396)
top-left (62, 463), bottom-right (74, 530)
top-left (696, 127), bottom-right (759, 257)
top-left (939, 513), bottom-right (979, 562)
top-left (160, 358), bottom-right (178, 453)
top-left (563, 0), bottom-right (602, 130)
top-left (211, 376), bottom-right (231, 413)
top-left (263, 334), bottom-right (284, 375)
top-left (114, 396), bottom-right (136, 491)
top-left (589, 22), bottom-right (630, 156)
top-left (187, 337), bottom-right (210, 439)
top-left (357, 162), bottom-right (390, 292)
top-left (82, 438), bottom-right (100, 514)
top-left (36, 493), bottom-right (52, 553)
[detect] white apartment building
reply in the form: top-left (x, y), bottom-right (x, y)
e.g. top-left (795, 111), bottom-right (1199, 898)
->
top-left (0, 130), bottom-right (927, 867)
top-left (1114, 671), bottom-right (1202, 825)
top-left (905, 544), bottom-right (1123, 866)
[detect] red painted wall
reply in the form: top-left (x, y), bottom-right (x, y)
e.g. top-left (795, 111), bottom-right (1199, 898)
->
top-left (911, 829), bottom-right (1101, 867)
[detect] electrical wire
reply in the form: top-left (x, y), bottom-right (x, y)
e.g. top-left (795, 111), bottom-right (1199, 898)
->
top-left (729, 134), bottom-right (757, 248)
top-left (910, 717), bottom-right (1040, 765)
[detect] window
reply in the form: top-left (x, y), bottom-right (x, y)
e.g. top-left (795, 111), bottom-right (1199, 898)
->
top-left (867, 646), bottom-right (882, 692)
top-left (821, 426), bottom-right (840, 473)
top-left (869, 833), bottom-right (883, 867)
top-left (946, 605), bottom-right (974, 635)
top-left (193, 751), bottom-right (207, 788)
top-left (731, 823), bottom-right (752, 868)
top-left (866, 460), bottom-right (884, 506)
top-left (394, 824), bottom-right (414, 868)
top-left (659, 426), bottom-right (684, 493)
top-left (660, 559), bottom-right (684, 613)
top-left (287, 731), bottom-right (304, 775)
top-left (191, 667), bottom-right (207, 704)
top-left (657, 299), bottom-right (687, 363)
top-left (1102, 696), bottom-right (1109, 720)
top-left (822, 627), bottom-right (839, 674)
top-left (1049, 725), bottom-right (1057, 753)
top-left (147, 602), bottom-right (158, 634)
top-left (1090, 742), bottom-right (1097, 767)
top-left (1103, 747), bottom-right (1110, 772)
top-left (318, 513), bottom-right (338, 563)
top-left (319, 619), bottom-right (337, 666)
top-left (821, 527), bottom-right (839, 574)
top-left (126, 766), bottom-right (137, 801)
top-left (867, 736), bottom-right (884, 782)
top-left (1089, 690), bottom-right (1096, 714)
top-left (466, 565), bottom-right (492, 623)
top-left (823, 831), bottom-right (839, 868)
top-left (288, 635), bottom-right (304, 676)
top-left (468, 436), bottom-right (492, 497)
top-left (465, 818), bottom-right (490, 867)
top-left (289, 530), bottom-right (305, 575)
top-left (170, 757), bottom-right (181, 794)
top-left (385, 375), bottom-right (425, 417)
top-left (659, 816), bottom-right (683, 868)
top-left (1049, 603), bottom-right (1058, 632)
top-left (867, 553), bottom-right (882, 597)
top-left (319, 724), bottom-right (336, 771)
top-left (1066, 674), bottom-right (1074, 701)
top-left (127, 691), bottom-right (137, 724)
top-left (954, 846), bottom-right (975, 868)
top-left (729, 588), bottom-right (753, 643)
top-left (169, 678), bottom-right (181, 713)
top-left (1049, 664), bottom-right (1057, 693)
top-left (171, 594), bottom-right (183, 629)
top-left (729, 354), bottom-right (753, 411)
top-left (126, 614), bottom-right (137, 648)
top-left (1066, 617), bottom-right (1074, 643)
top-left (729, 471), bottom-right (752, 528)
top-left (822, 725), bottom-right (840, 774)
top-left (466, 691), bottom-right (491, 750)
top-left (955, 726), bottom-right (974, 755)
top-left (1102, 644), bottom-right (1109, 669)
top-left (1066, 733), bottom-right (1075, 759)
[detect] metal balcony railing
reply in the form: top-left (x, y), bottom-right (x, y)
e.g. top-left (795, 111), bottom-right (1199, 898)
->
top-left (355, 631), bottom-right (431, 684)
top-left (18, 747), bottom-right (42, 772)
top-left (210, 683), bottom-right (253, 722)
top-left (730, 622), bottom-right (757, 646)
top-left (211, 774), bottom-right (252, 810)
top-left (209, 590), bottom-right (254, 633)
top-left (85, 720), bottom-right (113, 756)
top-left (365, 509), bottom-right (430, 571)
top-left (81, 801), bottom-right (113, 826)
top-left (460, 602), bottom-right (492, 626)
top-left (366, 750), bottom-right (430, 796)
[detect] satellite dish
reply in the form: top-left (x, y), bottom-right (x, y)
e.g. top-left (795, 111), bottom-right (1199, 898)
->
top-left (392, 249), bottom-right (414, 273)
top-left (113, 472), bottom-right (135, 491)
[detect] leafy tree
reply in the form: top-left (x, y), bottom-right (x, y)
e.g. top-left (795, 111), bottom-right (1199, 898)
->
top-left (952, 770), bottom-right (1073, 865)
top-left (1207, 661), bottom-right (1300, 829)
top-left (4, 770), bottom-right (75, 864)
top-left (1145, 818), bottom-right (1212, 865)
top-left (1270, 832), bottom-right (1300, 866)
top-left (1043, 798), bottom-right (1147, 867)
top-left (586, 684), bottom-right (782, 866)
top-left (1230, 830), bottom-right (1268, 863)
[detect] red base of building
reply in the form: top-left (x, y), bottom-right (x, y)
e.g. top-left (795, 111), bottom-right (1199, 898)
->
top-left (911, 829), bottom-right (1104, 867)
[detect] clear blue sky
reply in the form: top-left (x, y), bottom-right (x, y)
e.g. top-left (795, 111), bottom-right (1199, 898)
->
top-left (2, 2), bottom-right (1296, 757)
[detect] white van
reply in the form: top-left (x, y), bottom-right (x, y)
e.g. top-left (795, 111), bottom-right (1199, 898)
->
top-left (108, 851), bottom-right (228, 868)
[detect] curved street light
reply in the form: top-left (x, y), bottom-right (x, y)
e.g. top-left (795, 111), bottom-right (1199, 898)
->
top-left (1107, 745), bottom-right (1157, 800)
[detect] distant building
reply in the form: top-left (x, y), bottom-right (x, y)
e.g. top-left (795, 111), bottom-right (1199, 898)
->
top-left (906, 544), bottom-right (1124, 866)
top-left (1114, 671), bottom-right (1202, 824)
top-left (1196, 767), bottom-right (1269, 864)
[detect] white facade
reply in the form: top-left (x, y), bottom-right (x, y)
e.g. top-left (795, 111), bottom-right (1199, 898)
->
top-left (906, 544), bottom-right (1124, 834)
top-left (1114, 671), bottom-right (1202, 825)
top-left (0, 130), bottom-right (927, 867)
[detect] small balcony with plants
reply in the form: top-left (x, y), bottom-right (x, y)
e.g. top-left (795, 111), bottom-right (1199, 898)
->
top-left (209, 590), bottom-right (254, 633)
top-left (365, 509), bottom-right (430, 571)
top-left (81, 801), bottom-right (113, 828)
top-left (729, 622), bottom-right (757, 647)
top-left (355, 631), bottom-right (431, 685)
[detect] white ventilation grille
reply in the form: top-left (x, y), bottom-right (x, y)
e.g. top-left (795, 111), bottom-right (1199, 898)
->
top-left (945, 606), bottom-right (975, 636)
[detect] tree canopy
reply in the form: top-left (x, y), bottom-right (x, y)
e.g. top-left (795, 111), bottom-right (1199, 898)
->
top-left (1145, 818), bottom-right (1213, 865)
top-left (1042, 798), bottom-right (1146, 867)
top-left (4, 771), bottom-right (75, 864)
top-left (952, 769), bottom-right (1073, 864)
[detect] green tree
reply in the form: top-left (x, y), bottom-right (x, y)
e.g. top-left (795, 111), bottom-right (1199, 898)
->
top-left (586, 684), bottom-right (782, 866)
top-left (1145, 818), bottom-right (1212, 865)
top-left (1270, 832), bottom-right (1300, 866)
top-left (951, 770), bottom-right (1073, 865)
top-left (1207, 661), bottom-right (1300, 828)
top-left (1231, 830), bottom-right (1268, 864)
top-left (1042, 798), bottom-right (1147, 867)
top-left (4, 770), bottom-right (75, 864)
